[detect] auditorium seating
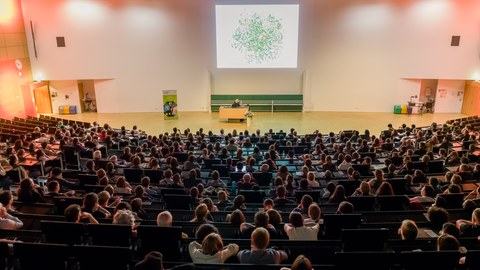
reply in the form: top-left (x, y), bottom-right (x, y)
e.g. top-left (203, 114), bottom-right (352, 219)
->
top-left (0, 114), bottom-right (478, 269)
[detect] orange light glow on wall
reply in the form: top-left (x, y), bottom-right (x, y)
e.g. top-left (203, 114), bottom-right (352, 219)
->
top-left (0, 0), bottom-right (16, 24)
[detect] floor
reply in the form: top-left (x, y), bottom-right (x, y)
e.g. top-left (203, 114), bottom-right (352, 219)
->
top-left (51, 111), bottom-right (465, 137)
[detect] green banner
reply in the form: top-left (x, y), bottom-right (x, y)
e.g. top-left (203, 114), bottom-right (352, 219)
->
top-left (162, 90), bottom-right (178, 120)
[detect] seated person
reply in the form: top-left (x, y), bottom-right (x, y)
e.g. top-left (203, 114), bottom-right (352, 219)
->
top-left (284, 211), bottom-right (319, 240)
top-left (64, 204), bottom-right (99, 224)
top-left (456, 207), bottom-right (480, 237)
top-left (47, 167), bottom-right (78, 190)
top-left (188, 232), bottom-right (239, 264)
top-left (240, 211), bottom-right (277, 239)
top-left (0, 202), bottom-right (23, 230)
top-left (398, 219), bottom-right (418, 240)
top-left (231, 99), bottom-right (241, 108)
top-left (156, 211), bottom-right (188, 238)
top-left (237, 227), bottom-right (288, 264)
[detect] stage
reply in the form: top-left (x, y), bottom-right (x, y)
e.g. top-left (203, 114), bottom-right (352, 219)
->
top-left (50, 111), bottom-right (465, 138)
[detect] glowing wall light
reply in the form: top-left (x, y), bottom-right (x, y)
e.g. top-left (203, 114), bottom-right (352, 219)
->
top-left (34, 72), bottom-right (44, 82)
top-left (0, 0), bottom-right (16, 24)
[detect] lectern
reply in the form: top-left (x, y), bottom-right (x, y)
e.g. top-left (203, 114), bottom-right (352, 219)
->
top-left (219, 106), bottom-right (248, 121)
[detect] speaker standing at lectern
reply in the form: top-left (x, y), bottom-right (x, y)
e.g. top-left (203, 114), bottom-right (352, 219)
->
top-left (231, 99), bottom-right (241, 108)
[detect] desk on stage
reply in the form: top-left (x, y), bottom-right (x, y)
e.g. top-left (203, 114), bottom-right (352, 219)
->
top-left (219, 106), bottom-right (248, 121)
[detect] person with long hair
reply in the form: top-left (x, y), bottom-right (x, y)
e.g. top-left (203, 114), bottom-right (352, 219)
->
top-left (189, 232), bottom-right (239, 263)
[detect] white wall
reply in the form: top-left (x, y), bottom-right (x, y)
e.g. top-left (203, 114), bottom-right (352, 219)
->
top-left (20, 0), bottom-right (480, 113)
top-left (434, 80), bottom-right (465, 113)
top-left (49, 80), bottom-right (81, 114)
top-left (94, 79), bottom-right (119, 113)
top-left (397, 79), bottom-right (421, 109)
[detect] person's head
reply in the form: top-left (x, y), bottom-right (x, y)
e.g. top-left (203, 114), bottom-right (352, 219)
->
top-left (289, 211), bottom-right (304, 228)
top-left (253, 211), bottom-right (270, 228)
top-left (0, 191), bottom-right (13, 208)
top-left (217, 190), bottom-right (228, 203)
top-left (376, 182), bottom-right (394, 196)
top-left (427, 206), bottom-right (449, 227)
top-left (308, 203), bottom-right (321, 222)
top-left (471, 208), bottom-right (480, 224)
top-left (290, 255), bottom-right (313, 270)
top-left (263, 198), bottom-right (274, 211)
top-left (267, 209), bottom-right (282, 226)
top-left (113, 209), bottom-right (135, 226)
top-left (201, 233), bottom-right (224, 256)
top-left (300, 195), bottom-right (313, 209)
top-left (195, 223), bottom-right (219, 243)
top-left (97, 191), bottom-right (110, 207)
top-left (51, 167), bottom-right (62, 178)
top-left (399, 219), bottom-right (418, 240)
top-left (336, 201), bottom-right (354, 214)
top-left (64, 204), bottom-right (81, 222)
top-left (157, 211), bottom-right (173, 227)
top-left (194, 203), bottom-right (209, 222)
top-left (116, 177), bottom-right (127, 188)
top-left (134, 251), bottom-right (164, 270)
top-left (227, 209), bottom-right (246, 225)
top-left (251, 227), bottom-right (270, 250)
top-left (437, 234), bottom-right (460, 251)
top-left (82, 192), bottom-right (99, 210)
top-left (47, 180), bottom-right (60, 193)
top-left (359, 181), bottom-right (370, 195)
top-left (233, 195), bottom-right (245, 208)
top-left (421, 184), bottom-right (434, 198)
top-left (201, 197), bottom-right (216, 212)
top-left (440, 222), bottom-right (460, 238)
top-left (130, 198), bottom-right (143, 212)
top-left (141, 176), bottom-right (151, 188)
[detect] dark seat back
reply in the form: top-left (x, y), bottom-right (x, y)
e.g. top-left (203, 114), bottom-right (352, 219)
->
top-left (123, 168), bottom-right (144, 183)
top-left (377, 195), bottom-right (410, 211)
top-left (163, 194), bottom-right (192, 210)
top-left (78, 174), bottom-right (98, 186)
top-left (351, 164), bottom-right (371, 176)
top-left (238, 190), bottom-right (266, 204)
top-left (143, 169), bottom-right (163, 184)
top-left (88, 223), bottom-right (132, 247)
top-left (400, 251), bottom-right (460, 270)
top-left (136, 225), bottom-right (182, 260)
top-left (41, 220), bottom-right (85, 245)
top-left (251, 172), bottom-right (273, 186)
top-left (335, 251), bottom-right (395, 270)
top-left (340, 228), bottom-right (389, 251)
top-left (427, 160), bottom-right (445, 173)
top-left (436, 193), bottom-right (464, 209)
top-left (323, 214), bottom-right (362, 239)
top-left (74, 245), bottom-right (132, 270)
top-left (14, 242), bottom-right (69, 270)
top-left (347, 196), bottom-right (376, 211)
top-left (295, 190), bottom-right (321, 204)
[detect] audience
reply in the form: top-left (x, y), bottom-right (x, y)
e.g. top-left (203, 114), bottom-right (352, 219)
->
top-left (237, 227), bottom-right (288, 264)
top-left (3, 117), bottom-right (478, 267)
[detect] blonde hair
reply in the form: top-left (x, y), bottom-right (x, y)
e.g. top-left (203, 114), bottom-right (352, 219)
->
top-left (113, 209), bottom-right (135, 226)
top-left (201, 233), bottom-right (223, 256)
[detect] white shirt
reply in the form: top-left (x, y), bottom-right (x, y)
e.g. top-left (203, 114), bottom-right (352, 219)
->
top-left (284, 224), bottom-right (320, 240)
top-left (0, 214), bottom-right (23, 230)
top-left (189, 241), bottom-right (239, 264)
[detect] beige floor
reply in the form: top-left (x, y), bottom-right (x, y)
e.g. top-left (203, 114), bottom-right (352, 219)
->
top-left (51, 111), bottom-right (465, 137)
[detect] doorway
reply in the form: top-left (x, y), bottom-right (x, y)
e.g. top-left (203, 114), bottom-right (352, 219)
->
top-left (32, 83), bottom-right (52, 114)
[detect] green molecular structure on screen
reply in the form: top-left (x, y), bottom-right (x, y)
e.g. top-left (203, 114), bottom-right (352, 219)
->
top-left (231, 12), bottom-right (284, 64)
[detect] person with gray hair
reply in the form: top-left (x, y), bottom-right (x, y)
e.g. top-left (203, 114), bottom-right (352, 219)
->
top-left (157, 210), bottom-right (188, 238)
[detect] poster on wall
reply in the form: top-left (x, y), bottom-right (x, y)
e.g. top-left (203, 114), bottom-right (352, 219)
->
top-left (438, 89), bottom-right (447, 98)
top-left (162, 90), bottom-right (178, 120)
